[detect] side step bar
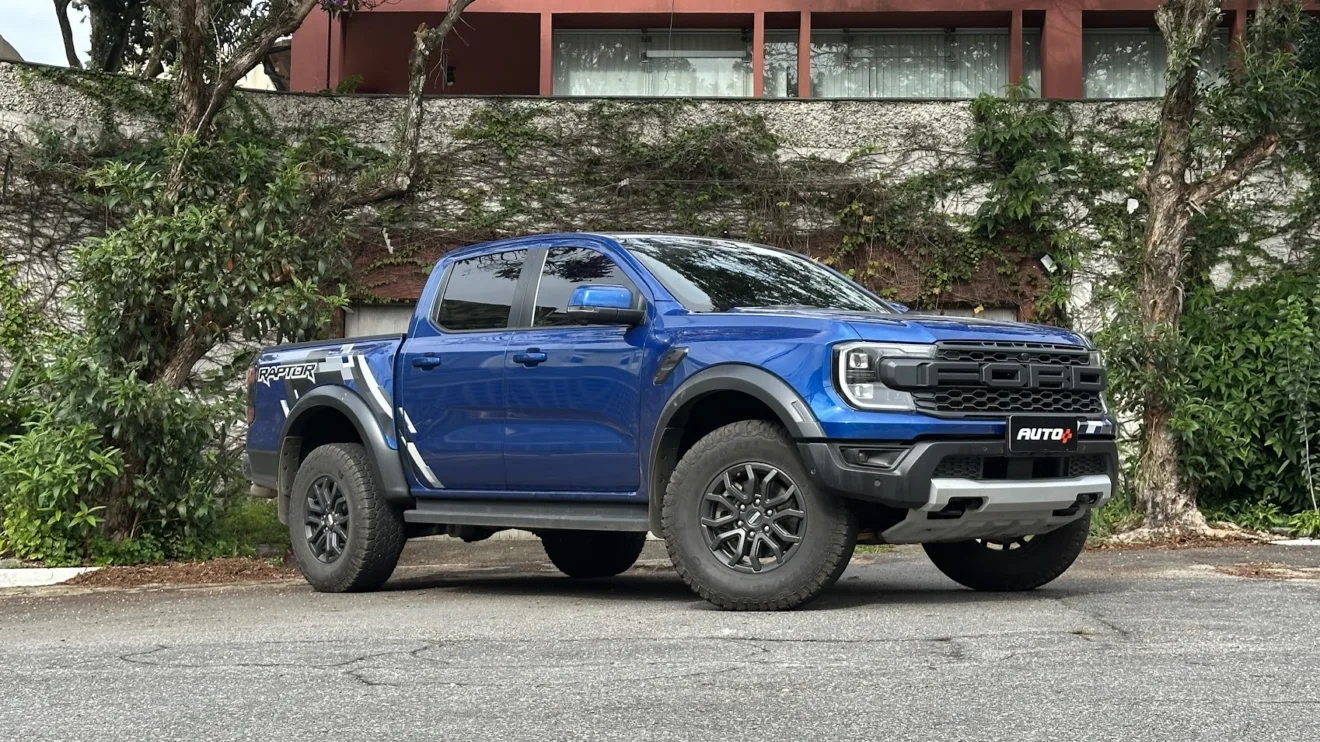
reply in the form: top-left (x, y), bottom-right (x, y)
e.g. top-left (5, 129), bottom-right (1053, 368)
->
top-left (404, 499), bottom-right (650, 533)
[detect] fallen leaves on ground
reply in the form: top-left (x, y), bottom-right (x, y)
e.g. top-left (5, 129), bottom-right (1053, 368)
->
top-left (66, 557), bottom-right (298, 588)
top-left (1215, 562), bottom-right (1320, 581)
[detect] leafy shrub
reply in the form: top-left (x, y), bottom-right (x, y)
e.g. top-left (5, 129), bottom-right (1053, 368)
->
top-left (1178, 271), bottom-right (1320, 513)
top-left (0, 415), bottom-right (121, 565)
top-left (0, 125), bottom-right (350, 564)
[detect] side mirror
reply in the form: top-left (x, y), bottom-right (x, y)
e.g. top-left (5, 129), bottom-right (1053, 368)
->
top-left (887, 301), bottom-right (910, 313)
top-left (566, 284), bottom-right (646, 326)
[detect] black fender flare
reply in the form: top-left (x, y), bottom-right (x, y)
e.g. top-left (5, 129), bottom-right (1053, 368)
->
top-left (646, 364), bottom-right (824, 533)
top-left (278, 385), bottom-right (412, 505)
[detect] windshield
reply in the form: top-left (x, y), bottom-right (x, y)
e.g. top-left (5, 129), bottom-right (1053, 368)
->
top-left (622, 236), bottom-right (891, 314)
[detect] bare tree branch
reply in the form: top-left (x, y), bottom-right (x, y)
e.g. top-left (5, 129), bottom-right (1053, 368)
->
top-left (1188, 134), bottom-right (1280, 206)
top-left (53, 0), bottom-right (83, 69)
top-left (346, 0), bottom-right (477, 205)
top-left (190, 0), bottom-right (320, 136)
top-left (139, 6), bottom-right (167, 80)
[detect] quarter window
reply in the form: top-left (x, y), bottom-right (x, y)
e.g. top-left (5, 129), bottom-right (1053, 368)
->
top-left (533, 247), bottom-right (637, 327)
top-left (435, 249), bottom-right (527, 331)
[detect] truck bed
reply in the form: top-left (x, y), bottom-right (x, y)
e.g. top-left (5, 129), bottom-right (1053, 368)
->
top-left (247, 334), bottom-right (404, 456)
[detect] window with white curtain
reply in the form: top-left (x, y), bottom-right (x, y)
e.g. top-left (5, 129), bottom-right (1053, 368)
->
top-left (811, 30), bottom-right (1012, 98)
top-left (764, 31), bottom-right (798, 98)
top-left (1023, 30), bottom-right (1042, 97)
top-left (553, 30), bottom-right (752, 97)
top-left (1083, 28), bottom-right (1230, 98)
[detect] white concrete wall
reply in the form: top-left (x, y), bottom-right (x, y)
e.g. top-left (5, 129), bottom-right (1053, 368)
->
top-left (344, 305), bottom-right (413, 337)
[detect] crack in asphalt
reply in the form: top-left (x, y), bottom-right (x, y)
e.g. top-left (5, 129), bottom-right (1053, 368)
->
top-left (118, 643), bottom-right (430, 670)
top-left (110, 630), bottom-right (1104, 680)
top-left (344, 665), bottom-right (740, 690)
top-left (1052, 595), bottom-right (1133, 639)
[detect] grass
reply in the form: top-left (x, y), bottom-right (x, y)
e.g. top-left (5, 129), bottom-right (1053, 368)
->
top-left (1090, 492), bottom-right (1320, 540)
top-left (1088, 495), bottom-right (1140, 541)
top-left (207, 497), bottom-right (289, 556)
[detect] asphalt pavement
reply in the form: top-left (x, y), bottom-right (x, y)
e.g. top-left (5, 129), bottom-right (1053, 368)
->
top-left (1, 541), bottom-right (1317, 741)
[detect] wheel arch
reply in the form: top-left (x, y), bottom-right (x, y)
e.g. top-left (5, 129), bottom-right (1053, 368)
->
top-left (278, 386), bottom-right (412, 515)
top-left (647, 364), bottom-right (823, 533)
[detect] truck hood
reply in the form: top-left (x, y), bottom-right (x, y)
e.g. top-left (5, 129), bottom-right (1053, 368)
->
top-left (725, 307), bottom-right (1089, 346)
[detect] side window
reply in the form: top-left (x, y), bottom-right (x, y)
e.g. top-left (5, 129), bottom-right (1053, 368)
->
top-left (435, 249), bottom-right (527, 331)
top-left (533, 247), bottom-right (638, 327)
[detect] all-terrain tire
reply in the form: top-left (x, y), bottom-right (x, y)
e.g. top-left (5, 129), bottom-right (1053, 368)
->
top-left (541, 530), bottom-right (648, 578)
top-left (662, 420), bottom-right (857, 611)
top-left (288, 443), bottom-right (406, 593)
top-left (922, 512), bottom-right (1091, 591)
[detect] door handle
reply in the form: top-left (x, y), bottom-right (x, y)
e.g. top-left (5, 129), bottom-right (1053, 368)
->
top-left (411, 354), bottom-right (441, 370)
top-left (512, 350), bottom-right (547, 367)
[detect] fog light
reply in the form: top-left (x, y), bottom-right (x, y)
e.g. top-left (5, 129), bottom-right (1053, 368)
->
top-left (840, 446), bottom-right (906, 469)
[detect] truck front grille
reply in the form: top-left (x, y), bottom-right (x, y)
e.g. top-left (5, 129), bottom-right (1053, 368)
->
top-left (932, 453), bottom-right (1111, 479)
top-left (935, 340), bottom-right (1091, 366)
top-left (913, 388), bottom-right (1105, 415)
top-left (910, 341), bottom-right (1104, 416)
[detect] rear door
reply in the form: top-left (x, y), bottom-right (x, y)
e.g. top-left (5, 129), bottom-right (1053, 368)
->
top-left (396, 249), bottom-right (530, 492)
top-left (504, 245), bottom-right (647, 494)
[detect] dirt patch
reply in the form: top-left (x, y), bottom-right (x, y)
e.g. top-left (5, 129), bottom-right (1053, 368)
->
top-left (1089, 536), bottom-right (1268, 551)
top-left (66, 558), bottom-right (299, 588)
top-left (1216, 562), bottom-right (1320, 581)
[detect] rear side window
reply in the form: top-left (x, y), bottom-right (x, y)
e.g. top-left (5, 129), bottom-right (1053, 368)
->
top-left (532, 247), bottom-right (637, 327)
top-left (435, 249), bottom-right (527, 331)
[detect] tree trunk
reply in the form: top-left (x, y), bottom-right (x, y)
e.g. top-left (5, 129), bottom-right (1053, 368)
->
top-left (86, 0), bottom-right (141, 74)
top-left (54, 0), bottom-right (83, 69)
top-left (1127, 0), bottom-right (1223, 534)
top-left (158, 328), bottom-right (210, 390)
top-left (1133, 400), bottom-right (1207, 530)
top-left (1134, 162), bottom-right (1209, 531)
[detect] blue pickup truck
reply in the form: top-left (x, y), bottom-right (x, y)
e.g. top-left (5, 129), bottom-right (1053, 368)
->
top-left (244, 233), bottom-right (1115, 610)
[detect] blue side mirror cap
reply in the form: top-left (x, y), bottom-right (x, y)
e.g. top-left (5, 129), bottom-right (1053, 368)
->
top-left (888, 301), bottom-right (910, 313)
top-left (567, 284), bottom-right (645, 325)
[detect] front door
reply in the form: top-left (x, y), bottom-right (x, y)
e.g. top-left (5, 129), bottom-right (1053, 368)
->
top-left (504, 246), bottom-right (646, 494)
top-left (397, 249), bottom-right (529, 492)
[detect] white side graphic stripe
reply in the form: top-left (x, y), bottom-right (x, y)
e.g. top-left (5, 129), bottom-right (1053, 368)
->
top-left (357, 359), bottom-right (394, 421)
top-left (406, 441), bottom-right (443, 488)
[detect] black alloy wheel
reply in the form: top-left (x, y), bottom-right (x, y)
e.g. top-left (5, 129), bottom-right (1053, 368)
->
top-left (662, 419), bottom-right (857, 611)
top-left (304, 475), bottom-right (351, 563)
top-left (700, 462), bottom-right (807, 574)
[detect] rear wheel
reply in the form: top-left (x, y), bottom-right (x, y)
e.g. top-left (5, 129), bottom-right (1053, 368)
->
top-left (541, 530), bottom-right (648, 578)
top-left (288, 443), bottom-right (406, 592)
top-left (922, 512), bottom-right (1091, 591)
top-left (662, 420), bottom-right (857, 611)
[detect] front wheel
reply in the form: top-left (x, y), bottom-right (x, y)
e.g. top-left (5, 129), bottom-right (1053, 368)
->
top-left (662, 420), bottom-right (857, 611)
top-left (922, 512), bottom-right (1091, 591)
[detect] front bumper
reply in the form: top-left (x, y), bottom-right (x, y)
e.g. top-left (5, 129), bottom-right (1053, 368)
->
top-left (878, 474), bottom-right (1111, 543)
top-left (798, 437), bottom-right (1117, 542)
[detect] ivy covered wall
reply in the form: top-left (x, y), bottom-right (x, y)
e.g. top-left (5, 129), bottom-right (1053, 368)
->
top-left (0, 61), bottom-right (1156, 324)
top-left (2, 60), bottom-right (1318, 527)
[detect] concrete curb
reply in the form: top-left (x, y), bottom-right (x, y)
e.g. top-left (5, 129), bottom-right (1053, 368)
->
top-left (0, 567), bottom-right (98, 588)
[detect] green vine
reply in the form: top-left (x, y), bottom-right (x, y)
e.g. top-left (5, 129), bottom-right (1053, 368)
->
top-left (352, 97), bottom-right (1081, 313)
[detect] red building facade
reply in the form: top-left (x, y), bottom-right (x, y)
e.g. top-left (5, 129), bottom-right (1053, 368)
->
top-left (291, 1), bottom-right (1251, 100)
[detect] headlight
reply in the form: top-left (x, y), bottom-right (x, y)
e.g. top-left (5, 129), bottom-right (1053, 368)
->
top-left (834, 342), bottom-right (935, 411)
